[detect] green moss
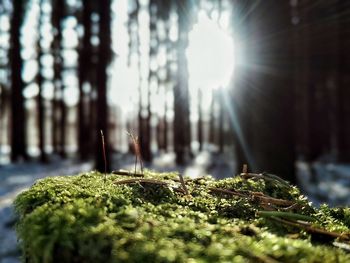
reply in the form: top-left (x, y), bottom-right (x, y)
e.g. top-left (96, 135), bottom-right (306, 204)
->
top-left (14, 170), bottom-right (350, 262)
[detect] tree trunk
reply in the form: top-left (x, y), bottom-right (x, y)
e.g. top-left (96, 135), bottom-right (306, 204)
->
top-left (10, 0), bottom-right (27, 162)
top-left (78, 0), bottom-right (92, 160)
top-left (95, 0), bottom-right (112, 172)
top-left (248, 1), bottom-right (296, 183)
top-left (51, 0), bottom-right (64, 156)
top-left (173, 0), bottom-right (192, 165)
top-left (337, 0), bottom-right (350, 162)
top-left (36, 0), bottom-right (48, 163)
top-left (197, 89), bottom-right (203, 152)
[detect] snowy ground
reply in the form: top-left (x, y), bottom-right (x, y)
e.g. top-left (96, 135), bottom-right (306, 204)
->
top-left (1, 152), bottom-right (350, 262)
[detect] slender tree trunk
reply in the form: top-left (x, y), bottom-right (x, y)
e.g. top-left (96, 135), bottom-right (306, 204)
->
top-left (337, 0), bottom-right (350, 162)
top-left (173, 0), bottom-right (192, 164)
top-left (36, 0), bottom-right (48, 163)
top-left (163, 98), bottom-right (168, 151)
top-left (218, 89), bottom-right (224, 153)
top-left (10, 0), bottom-right (27, 162)
top-left (197, 89), bottom-right (203, 152)
top-left (51, 0), bottom-right (64, 156)
top-left (78, 0), bottom-right (92, 160)
top-left (209, 91), bottom-right (215, 146)
top-left (95, 0), bottom-right (112, 172)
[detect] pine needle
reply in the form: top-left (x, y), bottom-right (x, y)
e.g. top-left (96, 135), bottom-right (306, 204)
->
top-left (100, 130), bottom-right (107, 183)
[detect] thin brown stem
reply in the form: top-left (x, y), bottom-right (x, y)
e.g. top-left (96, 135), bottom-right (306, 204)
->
top-left (270, 217), bottom-right (350, 241)
top-left (112, 170), bottom-right (144, 177)
top-left (114, 178), bottom-right (168, 185)
top-left (100, 130), bottom-right (107, 183)
top-left (178, 173), bottom-right (190, 195)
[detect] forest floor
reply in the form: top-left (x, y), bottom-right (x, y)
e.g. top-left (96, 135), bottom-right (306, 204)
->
top-left (1, 152), bottom-right (350, 262)
top-left (0, 150), bottom-right (234, 263)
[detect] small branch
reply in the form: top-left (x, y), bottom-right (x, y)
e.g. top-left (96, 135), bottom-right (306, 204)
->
top-left (113, 178), bottom-right (186, 193)
top-left (252, 195), bottom-right (295, 207)
top-left (209, 188), bottom-right (295, 207)
top-left (268, 217), bottom-right (350, 241)
top-left (209, 187), bottom-right (247, 197)
top-left (114, 178), bottom-right (168, 185)
top-left (112, 170), bottom-right (144, 177)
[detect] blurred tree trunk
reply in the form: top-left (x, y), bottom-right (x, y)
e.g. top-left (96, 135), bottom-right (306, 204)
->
top-left (197, 89), bottom-right (203, 152)
top-left (36, 0), bottom-right (48, 163)
top-left (95, 0), bottom-right (112, 172)
top-left (10, 0), bottom-right (27, 162)
top-left (209, 91), bottom-right (215, 146)
top-left (51, 0), bottom-right (64, 156)
top-left (337, 0), bottom-right (350, 162)
top-left (218, 89), bottom-right (224, 153)
top-left (292, 0), bottom-right (311, 163)
top-left (173, 0), bottom-right (193, 164)
top-left (139, 0), bottom-right (158, 163)
top-left (78, 0), bottom-right (92, 160)
top-left (248, 1), bottom-right (296, 183)
top-left (229, 1), bottom-right (253, 173)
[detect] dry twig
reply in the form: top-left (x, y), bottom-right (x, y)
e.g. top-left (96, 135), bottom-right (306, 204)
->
top-left (112, 170), bottom-right (144, 177)
top-left (268, 217), bottom-right (350, 241)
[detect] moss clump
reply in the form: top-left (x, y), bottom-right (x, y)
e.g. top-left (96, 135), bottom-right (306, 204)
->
top-left (15, 171), bottom-right (350, 262)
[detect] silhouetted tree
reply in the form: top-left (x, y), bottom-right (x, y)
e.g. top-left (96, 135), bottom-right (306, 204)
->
top-left (248, 1), bottom-right (296, 182)
top-left (95, 0), bottom-right (112, 172)
top-left (335, 0), bottom-right (350, 162)
top-left (78, 0), bottom-right (93, 160)
top-left (36, 0), bottom-right (48, 163)
top-left (218, 89), bottom-right (224, 153)
top-left (197, 89), bottom-right (203, 152)
top-left (51, 0), bottom-right (65, 157)
top-left (10, 0), bottom-right (27, 161)
top-left (173, 0), bottom-right (193, 164)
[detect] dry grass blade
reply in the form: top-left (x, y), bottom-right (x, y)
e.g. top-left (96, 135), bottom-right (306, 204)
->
top-left (178, 173), bottom-right (189, 195)
top-left (126, 131), bottom-right (144, 175)
top-left (100, 130), bottom-right (107, 183)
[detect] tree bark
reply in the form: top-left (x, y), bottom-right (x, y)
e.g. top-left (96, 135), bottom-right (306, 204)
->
top-left (78, 0), bottom-right (93, 160)
top-left (10, 0), bottom-right (27, 162)
top-left (36, 0), bottom-right (48, 163)
top-left (51, 0), bottom-right (64, 156)
top-left (95, 0), bottom-right (112, 172)
top-left (173, 0), bottom-right (192, 165)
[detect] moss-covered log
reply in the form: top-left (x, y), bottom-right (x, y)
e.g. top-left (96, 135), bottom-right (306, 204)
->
top-left (15, 171), bottom-right (350, 262)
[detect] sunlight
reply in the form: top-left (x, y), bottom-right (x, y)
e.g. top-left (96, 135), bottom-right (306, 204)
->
top-left (187, 11), bottom-right (235, 93)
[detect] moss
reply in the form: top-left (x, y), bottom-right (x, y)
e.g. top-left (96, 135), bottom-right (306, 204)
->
top-left (14, 170), bottom-right (350, 262)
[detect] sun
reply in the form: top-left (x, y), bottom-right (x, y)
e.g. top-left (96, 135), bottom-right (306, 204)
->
top-left (187, 11), bottom-right (235, 94)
